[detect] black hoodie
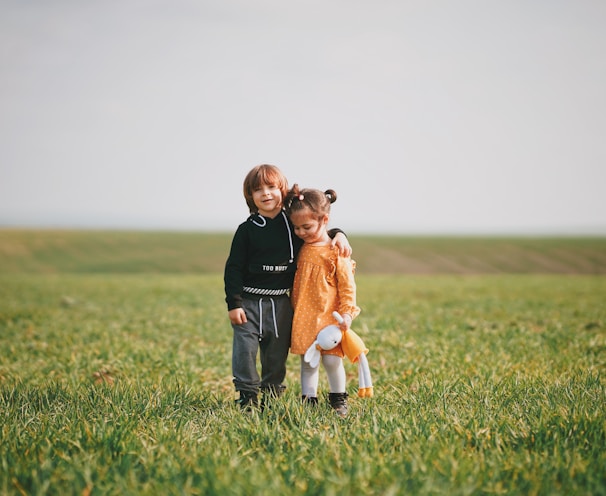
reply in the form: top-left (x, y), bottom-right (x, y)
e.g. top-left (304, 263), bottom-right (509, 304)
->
top-left (224, 211), bottom-right (302, 310)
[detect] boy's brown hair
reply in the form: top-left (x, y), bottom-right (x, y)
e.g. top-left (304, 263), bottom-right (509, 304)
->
top-left (243, 164), bottom-right (289, 214)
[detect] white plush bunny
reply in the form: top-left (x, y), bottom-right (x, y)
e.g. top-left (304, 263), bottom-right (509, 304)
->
top-left (304, 312), bottom-right (373, 397)
top-left (303, 324), bottom-right (342, 368)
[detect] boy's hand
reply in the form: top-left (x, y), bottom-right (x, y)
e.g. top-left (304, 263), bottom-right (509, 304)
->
top-left (228, 308), bottom-right (247, 325)
top-left (331, 232), bottom-right (352, 257)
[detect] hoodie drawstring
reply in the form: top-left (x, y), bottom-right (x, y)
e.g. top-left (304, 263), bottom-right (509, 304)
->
top-left (280, 210), bottom-right (295, 263)
top-left (258, 297), bottom-right (279, 341)
top-left (250, 210), bottom-right (294, 264)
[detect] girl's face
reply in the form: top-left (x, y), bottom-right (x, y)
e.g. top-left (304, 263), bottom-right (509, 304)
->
top-left (290, 208), bottom-right (329, 244)
top-left (252, 183), bottom-right (283, 218)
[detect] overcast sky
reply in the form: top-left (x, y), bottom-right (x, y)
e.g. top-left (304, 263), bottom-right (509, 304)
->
top-left (1, 0), bottom-right (605, 235)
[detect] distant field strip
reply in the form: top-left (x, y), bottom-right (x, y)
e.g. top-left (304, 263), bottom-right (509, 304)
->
top-left (1, 229), bottom-right (605, 274)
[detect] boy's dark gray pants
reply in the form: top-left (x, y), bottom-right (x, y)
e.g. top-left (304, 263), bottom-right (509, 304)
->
top-left (231, 295), bottom-right (292, 395)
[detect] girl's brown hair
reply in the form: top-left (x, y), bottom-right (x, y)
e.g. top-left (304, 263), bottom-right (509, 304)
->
top-left (284, 184), bottom-right (337, 219)
top-left (243, 164), bottom-right (289, 214)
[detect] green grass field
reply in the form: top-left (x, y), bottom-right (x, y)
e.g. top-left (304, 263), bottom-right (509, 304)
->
top-left (1, 231), bottom-right (605, 495)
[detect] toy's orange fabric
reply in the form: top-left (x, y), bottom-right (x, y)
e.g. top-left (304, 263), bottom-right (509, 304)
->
top-left (341, 328), bottom-right (368, 363)
top-left (358, 387), bottom-right (374, 398)
top-left (290, 245), bottom-right (360, 355)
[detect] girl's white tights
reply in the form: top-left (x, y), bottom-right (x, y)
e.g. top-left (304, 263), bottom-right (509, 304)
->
top-left (300, 354), bottom-right (346, 397)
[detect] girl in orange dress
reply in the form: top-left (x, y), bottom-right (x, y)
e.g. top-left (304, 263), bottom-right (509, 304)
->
top-left (285, 185), bottom-right (360, 417)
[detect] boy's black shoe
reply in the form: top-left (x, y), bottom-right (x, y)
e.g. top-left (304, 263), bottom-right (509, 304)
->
top-left (235, 391), bottom-right (259, 411)
top-left (261, 384), bottom-right (286, 398)
top-left (260, 384), bottom-right (286, 411)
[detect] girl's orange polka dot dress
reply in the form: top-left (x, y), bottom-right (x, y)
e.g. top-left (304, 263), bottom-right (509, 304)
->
top-left (290, 244), bottom-right (360, 357)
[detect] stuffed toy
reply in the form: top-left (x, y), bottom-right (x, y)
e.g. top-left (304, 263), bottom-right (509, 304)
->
top-left (304, 312), bottom-right (373, 398)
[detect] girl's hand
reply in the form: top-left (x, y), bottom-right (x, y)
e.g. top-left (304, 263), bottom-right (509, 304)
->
top-left (331, 232), bottom-right (352, 257)
top-left (228, 308), bottom-right (247, 325)
top-left (338, 313), bottom-right (352, 331)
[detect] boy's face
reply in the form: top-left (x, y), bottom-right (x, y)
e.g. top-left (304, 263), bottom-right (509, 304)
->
top-left (252, 183), bottom-right (283, 218)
